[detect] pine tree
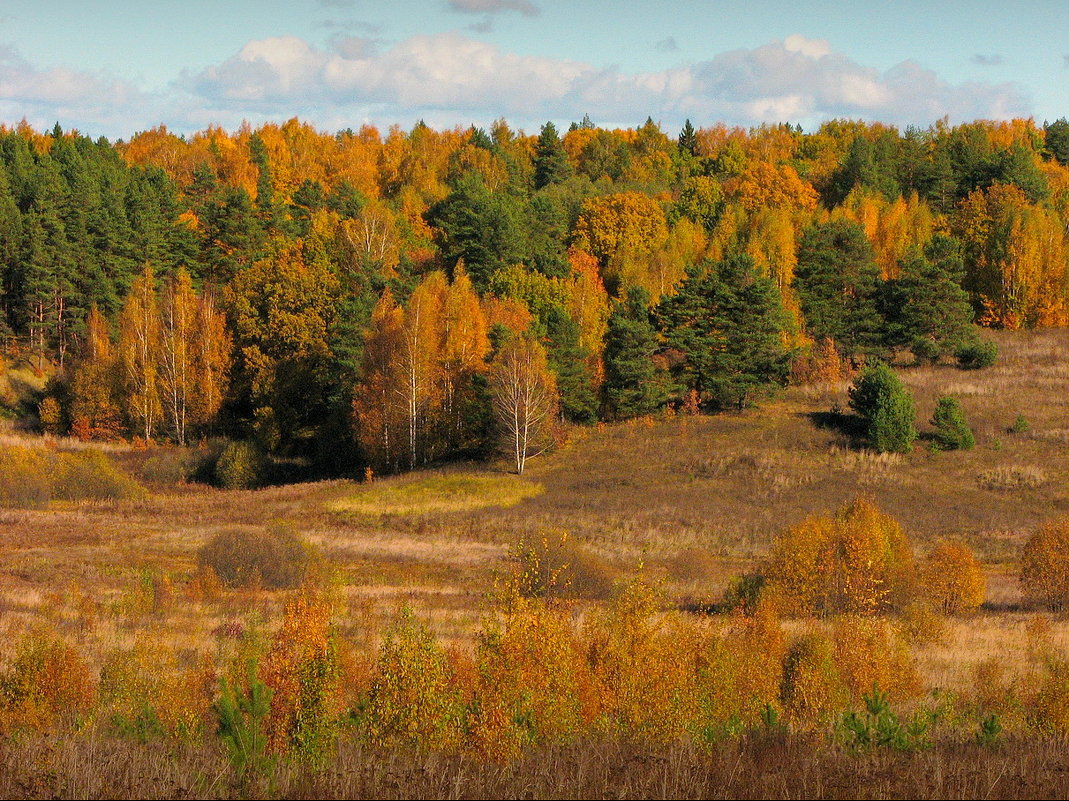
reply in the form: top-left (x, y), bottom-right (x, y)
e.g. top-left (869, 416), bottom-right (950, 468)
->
top-left (848, 362), bottom-right (916, 453)
top-left (657, 255), bottom-right (790, 410)
top-left (603, 287), bottom-right (665, 419)
top-left (795, 220), bottom-right (887, 359)
top-left (931, 396), bottom-right (974, 450)
top-left (533, 122), bottom-right (571, 190)
top-left (885, 234), bottom-right (975, 362)
top-left (118, 264), bottom-right (163, 440)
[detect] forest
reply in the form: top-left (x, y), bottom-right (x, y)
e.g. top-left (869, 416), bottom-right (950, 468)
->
top-left (1, 114), bottom-right (1066, 476)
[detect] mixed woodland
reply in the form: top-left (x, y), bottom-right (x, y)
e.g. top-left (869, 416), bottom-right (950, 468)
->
top-left (2, 114), bottom-right (1067, 475)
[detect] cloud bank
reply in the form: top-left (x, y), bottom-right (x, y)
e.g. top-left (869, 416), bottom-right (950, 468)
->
top-left (0, 33), bottom-right (1032, 138)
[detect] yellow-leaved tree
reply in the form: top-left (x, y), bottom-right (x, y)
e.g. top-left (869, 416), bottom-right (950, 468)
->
top-left (764, 498), bottom-right (916, 616)
top-left (118, 264), bottom-right (162, 441)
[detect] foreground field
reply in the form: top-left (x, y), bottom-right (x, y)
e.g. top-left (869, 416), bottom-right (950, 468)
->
top-left (2, 329), bottom-right (1069, 797)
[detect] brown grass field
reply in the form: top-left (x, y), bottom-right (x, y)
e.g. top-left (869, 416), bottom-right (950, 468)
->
top-left (2, 329), bottom-right (1069, 797)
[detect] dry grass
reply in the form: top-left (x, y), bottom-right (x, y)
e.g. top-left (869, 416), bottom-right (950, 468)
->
top-left (328, 471), bottom-right (544, 517)
top-left (2, 330), bottom-right (1069, 794)
top-left (3, 735), bottom-right (1069, 799)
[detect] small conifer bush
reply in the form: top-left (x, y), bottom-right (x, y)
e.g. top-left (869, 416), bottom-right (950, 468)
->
top-left (931, 396), bottom-right (975, 450)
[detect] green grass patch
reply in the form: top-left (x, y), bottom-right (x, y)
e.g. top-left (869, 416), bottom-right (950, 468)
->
top-left (330, 473), bottom-right (543, 517)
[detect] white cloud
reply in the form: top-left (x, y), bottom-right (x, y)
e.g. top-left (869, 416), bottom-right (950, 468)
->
top-left (0, 44), bottom-right (147, 136)
top-left (0, 33), bottom-right (1034, 138)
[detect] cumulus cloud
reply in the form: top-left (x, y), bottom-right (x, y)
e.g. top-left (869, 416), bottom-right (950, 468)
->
top-left (2, 33), bottom-right (1033, 137)
top-left (447, 0), bottom-right (540, 16)
top-left (971, 54), bottom-right (1003, 66)
top-left (0, 44), bottom-right (149, 136)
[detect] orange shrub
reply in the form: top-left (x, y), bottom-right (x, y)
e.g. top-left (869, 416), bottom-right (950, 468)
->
top-left (922, 542), bottom-right (985, 614)
top-left (1021, 520), bottom-right (1069, 610)
top-left (259, 593), bottom-right (339, 759)
top-left (701, 594), bottom-right (786, 731)
top-left (832, 615), bottom-right (920, 702)
top-left (765, 498), bottom-right (915, 616)
top-left (781, 628), bottom-right (848, 727)
top-left (364, 608), bottom-right (465, 750)
top-left (0, 632), bottom-right (95, 733)
top-left (470, 597), bottom-right (593, 757)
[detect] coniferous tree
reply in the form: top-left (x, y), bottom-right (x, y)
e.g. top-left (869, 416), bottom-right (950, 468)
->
top-left (885, 234), bottom-right (975, 362)
top-left (848, 362), bottom-right (917, 453)
top-left (678, 119), bottom-right (698, 157)
top-left (533, 122), bottom-right (571, 190)
top-left (795, 220), bottom-right (886, 359)
top-left (658, 255), bottom-right (790, 410)
top-left (603, 286), bottom-right (665, 420)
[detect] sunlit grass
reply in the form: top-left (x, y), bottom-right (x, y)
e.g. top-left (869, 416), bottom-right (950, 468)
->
top-left (329, 472), bottom-right (544, 517)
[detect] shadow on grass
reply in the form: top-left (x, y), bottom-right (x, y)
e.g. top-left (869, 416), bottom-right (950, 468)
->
top-left (806, 410), bottom-right (867, 443)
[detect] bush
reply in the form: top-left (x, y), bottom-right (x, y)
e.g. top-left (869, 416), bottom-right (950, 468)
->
top-left (931, 396), bottom-right (975, 450)
top-left (1010, 413), bottom-right (1030, 434)
top-left (0, 445), bottom-right (51, 508)
top-left (52, 450), bottom-right (145, 502)
top-left (848, 363), bottom-right (916, 453)
top-left (921, 542), bottom-right (985, 613)
top-left (197, 526), bottom-right (322, 590)
top-left (516, 531), bottom-right (615, 601)
top-left (764, 498), bottom-right (916, 616)
top-left (1021, 520), bottom-right (1069, 611)
top-left (37, 396), bottom-right (63, 435)
top-left (955, 338), bottom-right (998, 369)
top-left (215, 441), bottom-right (267, 490)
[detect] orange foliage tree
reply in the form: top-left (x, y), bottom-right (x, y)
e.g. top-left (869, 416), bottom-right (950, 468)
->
top-left (765, 498), bottom-right (916, 616)
top-left (922, 542), bottom-right (986, 614)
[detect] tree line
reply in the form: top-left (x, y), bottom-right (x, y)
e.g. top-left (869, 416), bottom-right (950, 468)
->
top-left (0, 114), bottom-right (1057, 473)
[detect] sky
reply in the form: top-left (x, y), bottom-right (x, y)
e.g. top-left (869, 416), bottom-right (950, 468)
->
top-left (1, 0), bottom-right (1067, 139)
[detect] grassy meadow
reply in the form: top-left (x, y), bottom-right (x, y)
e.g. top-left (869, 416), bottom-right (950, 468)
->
top-left (2, 329), bottom-right (1069, 797)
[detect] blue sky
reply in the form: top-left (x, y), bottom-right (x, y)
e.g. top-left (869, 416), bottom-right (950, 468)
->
top-left (1, 0), bottom-right (1067, 138)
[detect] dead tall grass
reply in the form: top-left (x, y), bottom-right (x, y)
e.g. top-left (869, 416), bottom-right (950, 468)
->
top-left (3, 735), bottom-right (1069, 799)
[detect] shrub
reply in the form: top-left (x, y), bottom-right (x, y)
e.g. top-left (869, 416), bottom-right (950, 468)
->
top-left (931, 396), bottom-right (975, 451)
top-left (1020, 520), bottom-right (1069, 611)
top-left (0, 632), bottom-right (95, 733)
top-left (1011, 413), bottom-right (1031, 434)
top-left (215, 440), bottom-right (267, 490)
top-left (470, 597), bottom-right (591, 756)
top-left (921, 542), bottom-right (985, 614)
top-left (139, 448), bottom-right (203, 485)
top-left (516, 531), bottom-right (615, 601)
top-left (764, 498), bottom-right (916, 616)
top-left (37, 396), bottom-right (63, 435)
top-left (197, 526), bottom-right (322, 590)
top-left (259, 594), bottom-right (339, 761)
top-left (955, 338), bottom-right (998, 369)
top-left (0, 445), bottom-right (51, 508)
top-left (833, 616), bottom-right (920, 703)
top-left (52, 450), bottom-right (145, 502)
top-left (363, 608), bottom-right (466, 750)
top-left (848, 363), bottom-right (916, 453)
top-left (781, 629), bottom-right (847, 726)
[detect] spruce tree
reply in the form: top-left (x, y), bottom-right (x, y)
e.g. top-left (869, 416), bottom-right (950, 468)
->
top-left (603, 286), bottom-right (666, 419)
top-left (657, 255), bottom-right (790, 411)
top-left (533, 122), bottom-right (571, 190)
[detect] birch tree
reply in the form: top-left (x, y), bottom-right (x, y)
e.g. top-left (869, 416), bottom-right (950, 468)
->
top-left (489, 336), bottom-right (557, 475)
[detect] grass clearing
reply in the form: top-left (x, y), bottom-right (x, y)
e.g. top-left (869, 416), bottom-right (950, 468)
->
top-left (328, 471), bottom-right (544, 517)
